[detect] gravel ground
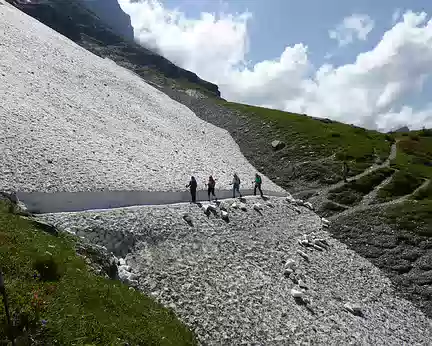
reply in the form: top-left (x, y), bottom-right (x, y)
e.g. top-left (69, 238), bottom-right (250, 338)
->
top-left (39, 196), bottom-right (432, 345)
top-left (0, 2), bottom-right (281, 194)
top-left (329, 206), bottom-right (432, 319)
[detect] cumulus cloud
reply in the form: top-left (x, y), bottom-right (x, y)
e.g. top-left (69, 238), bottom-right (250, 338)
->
top-left (119, 1), bottom-right (432, 131)
top-left (329, 14), bottom-right (375, 46)
top-left (392, 8), bottom-right (402, 24)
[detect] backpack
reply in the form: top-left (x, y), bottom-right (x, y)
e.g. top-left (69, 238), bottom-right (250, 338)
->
top-left (256, 175), bottom-right (262, 184)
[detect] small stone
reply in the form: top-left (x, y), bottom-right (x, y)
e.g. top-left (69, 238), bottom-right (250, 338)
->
top-left (303, 297), bottom-right (311, 305)
top-left (231, 202), bottom-right (238, 209)
top-left (119, 258), bottom-right (126, 266)
top-left (221, 210), bottom-right (229, 219)
top-left (290, 288), bottom-right (305, 298)
top-left (239, 203), bottom-right (247, 211)
top-left (285, 259), bottom-right (296, 269)
top-left (314, 239), bottom-right (328, 249)
top-left (289, 273), bottom-right (298, 284)
top-left (271, 140), bottom-right (286, 151)
top-left (284, 268), bottom-right (293, 277)
top-left (297, 250), bottom-right (310, 262)
top-left (298, 279), bottom-right (308, 290)
top-left (253, 203), bottom-right (263, 211)
top-left (304, 202), bottom-right (314, 210)
top-left (286, 194), bottom-right (296, 203)
top-left (182, 213), bottom-right (193, 224)
top-left (312, 244), bottom-right (324, 251)
top-left (344, 302), bottom-right (362, 316)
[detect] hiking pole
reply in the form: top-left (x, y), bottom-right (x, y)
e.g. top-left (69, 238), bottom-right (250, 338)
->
top-left (0, 270), bottom-right (15, 346)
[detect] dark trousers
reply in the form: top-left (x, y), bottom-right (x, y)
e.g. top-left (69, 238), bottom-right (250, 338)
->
top-left (254, 183), bottom-right (263, 196)
top-left (233, 184), bottom-right (242, 198)
top-left (208, 187), bottom-right (216, 200)
top-left (190, 188), bottom-right (197, 203)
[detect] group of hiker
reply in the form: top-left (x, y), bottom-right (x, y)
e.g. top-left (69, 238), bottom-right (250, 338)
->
top-left (186, 173), bottom-right (264, 203)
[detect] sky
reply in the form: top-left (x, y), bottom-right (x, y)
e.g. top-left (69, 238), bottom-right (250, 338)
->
top-left (118, 0), bottom-right (432, 131)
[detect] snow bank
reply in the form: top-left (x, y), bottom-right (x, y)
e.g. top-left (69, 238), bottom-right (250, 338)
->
top-left (0, 3), bottom-right (282, 193)
top-left (38, 196), bottom-right (432, 345)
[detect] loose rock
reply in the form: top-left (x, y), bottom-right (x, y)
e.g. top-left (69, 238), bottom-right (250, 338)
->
top-left (290, 288), bottom-right (305, 298)
top-left (297, 250), bottom-right (310, 262)
top-left (271, 140), bottom-right (286, 151)
top-left (344, 302), bottom-right (363, 316)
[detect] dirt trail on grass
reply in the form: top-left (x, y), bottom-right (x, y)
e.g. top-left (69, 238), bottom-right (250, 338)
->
top-left (298, 142), bottom-right (398, 211)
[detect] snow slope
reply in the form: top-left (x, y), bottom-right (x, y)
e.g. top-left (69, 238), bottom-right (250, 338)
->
top-left (0, 2), bottom-right (282, 193)
top-left (39, 196), bottom-right (432, 345)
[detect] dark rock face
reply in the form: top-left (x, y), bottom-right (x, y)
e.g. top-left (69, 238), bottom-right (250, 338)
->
top-left (81, 0), bottom-right (133, 41)
top-left (5, 0), bottom-right (220, 97)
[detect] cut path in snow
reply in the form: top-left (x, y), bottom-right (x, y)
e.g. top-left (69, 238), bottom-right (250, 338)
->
top-left (17, 189), bottom-right (287, 214)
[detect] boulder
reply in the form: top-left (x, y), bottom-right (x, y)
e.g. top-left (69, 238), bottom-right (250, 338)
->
top-left (271, 140), bottom-right (286, 151)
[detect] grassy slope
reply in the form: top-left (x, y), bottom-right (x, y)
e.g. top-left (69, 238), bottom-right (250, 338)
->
top-left (329, 167), bottom-right (395, 206)
top-left (0, 202), bottom-right (196, 345)
top-left (220, 102), bottom-right (432, 233)
top-left (223, 102), bottom-right (391, 180)
top-left (383, 131), bottom-right (432, 234)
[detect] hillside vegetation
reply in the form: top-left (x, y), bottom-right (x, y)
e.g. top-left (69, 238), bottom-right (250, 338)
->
top-left (0, 201), bottom-right (196, 345)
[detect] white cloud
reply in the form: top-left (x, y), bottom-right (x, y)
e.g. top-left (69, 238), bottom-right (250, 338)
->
top-left (119, 1), bottom-right (432, 131)
top-left (392, 8), bottom-right (402, 23)
top-left (329, 14), bottom-right (375, 46)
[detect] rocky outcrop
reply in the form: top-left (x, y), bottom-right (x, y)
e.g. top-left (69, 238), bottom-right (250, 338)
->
top-left (81, 0), bottom-right (134, 41)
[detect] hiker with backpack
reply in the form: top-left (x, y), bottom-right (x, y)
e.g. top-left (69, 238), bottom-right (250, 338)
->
top-left (206, 175), bottom-right (217, 202)
top-left (230, 173), bottom-right (242, 198)
top-left (254, 173), bottom-right (264, 197)
top-left (186, 176), bottom-right (198, 203)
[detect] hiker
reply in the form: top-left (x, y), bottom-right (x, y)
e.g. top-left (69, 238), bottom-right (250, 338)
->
top-left (254, 173), bottom-right (264, 197)
top-left (342, 161), bottom-right (349, 182)
top-left (186, 176), bottom-right (197, 203)
top-left (206, 175), bottom-right (217, 202)
top-left (230, 173), bottom-right (242, 198)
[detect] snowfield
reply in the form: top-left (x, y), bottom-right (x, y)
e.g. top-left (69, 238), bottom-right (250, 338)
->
top-left (0, 2), bottom-right (282, 194)
top-left (39, 197), bottom-right (432, 345)
top-left (2, 2), bottom-right (432, 345)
